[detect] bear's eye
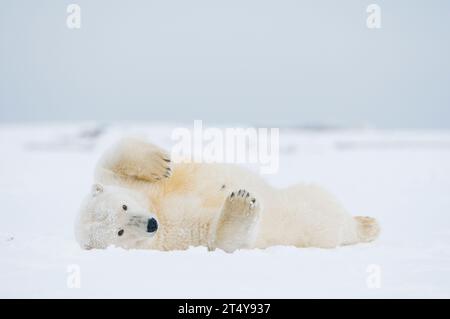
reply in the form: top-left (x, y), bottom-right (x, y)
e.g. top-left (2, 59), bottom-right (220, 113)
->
top-left (118, 229), bottom-right (124, 236)
top-left (122, 205), bottom-right (128, 211)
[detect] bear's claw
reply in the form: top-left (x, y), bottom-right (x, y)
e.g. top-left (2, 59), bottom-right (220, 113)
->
top-left (227, 189), bottom-right (257, 210)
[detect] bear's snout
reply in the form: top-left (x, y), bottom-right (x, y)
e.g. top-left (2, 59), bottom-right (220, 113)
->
top-left (147, 218), bottom-right (158, 233)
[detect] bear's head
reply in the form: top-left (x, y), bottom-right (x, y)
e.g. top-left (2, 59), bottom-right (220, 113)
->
top-left (75, 184), bottom-right (158, 250)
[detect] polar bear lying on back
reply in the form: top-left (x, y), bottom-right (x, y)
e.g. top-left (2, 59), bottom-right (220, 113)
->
top-left (75, 138), bottom-right (380, 252)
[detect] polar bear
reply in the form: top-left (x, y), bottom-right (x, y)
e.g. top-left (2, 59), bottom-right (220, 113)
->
top-left (75, 137), bottom-right (380, 252)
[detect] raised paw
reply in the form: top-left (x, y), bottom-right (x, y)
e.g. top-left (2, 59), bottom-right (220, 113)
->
top-left (105, 138), bottom-right (172, 183)
top-left (210, 189), bottom-right (261, 252)
top-left (146, 150), bottom-right (172, 181)
top-left (226, 189), bottom-right (259, 216)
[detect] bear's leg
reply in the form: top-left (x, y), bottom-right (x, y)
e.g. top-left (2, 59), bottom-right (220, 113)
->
top-left (339, 216), bottom-right (380, 246)
top-left (354, 216), bottom-right (380, 243)
top-left (98, 137), bottom-right (172, 183)
top-left (208, 189), bottom-right (260, 253)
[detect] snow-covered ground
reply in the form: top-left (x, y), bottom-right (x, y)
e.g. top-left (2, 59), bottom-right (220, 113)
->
top-left (1, 123), bottom-right (450, 298)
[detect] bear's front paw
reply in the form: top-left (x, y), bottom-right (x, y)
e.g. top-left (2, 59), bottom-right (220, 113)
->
top-left (145, 149), bottom-right (172, 182)
top-left (104, 138), bottom-right (172, 183)
top-left (211, 189), bottom-right (261, 253)
top-left (225, 189), bottom-right (259, 217)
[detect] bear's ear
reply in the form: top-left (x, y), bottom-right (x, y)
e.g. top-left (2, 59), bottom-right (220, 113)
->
top-left (91, 183), bottom-right (104, 196)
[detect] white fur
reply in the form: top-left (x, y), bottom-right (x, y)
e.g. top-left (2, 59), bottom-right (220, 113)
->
top-left (75, 137), bottom-right (379, 252)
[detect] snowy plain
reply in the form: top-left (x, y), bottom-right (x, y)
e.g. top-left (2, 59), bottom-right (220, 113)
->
top-left (1, 123), bottom-right (450, 298)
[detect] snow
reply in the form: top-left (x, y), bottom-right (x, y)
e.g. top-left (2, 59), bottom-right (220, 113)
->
top-left (1, 123), bottom-right (450, 298)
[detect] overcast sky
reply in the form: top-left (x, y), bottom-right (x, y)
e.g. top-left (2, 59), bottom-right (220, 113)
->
top-left (1, 0), bottom-right (449, 128)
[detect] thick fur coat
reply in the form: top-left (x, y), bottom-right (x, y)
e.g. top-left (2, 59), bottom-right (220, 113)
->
top-left (75, 138), bottom-right (379, 252)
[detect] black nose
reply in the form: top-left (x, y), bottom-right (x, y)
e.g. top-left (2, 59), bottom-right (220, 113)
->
top-left (147, 218), bottom-right (158, 233)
